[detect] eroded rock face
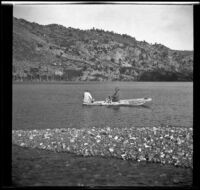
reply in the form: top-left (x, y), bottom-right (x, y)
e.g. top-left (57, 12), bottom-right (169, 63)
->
top-left (13, 17), bottom-right (193, 82)
top-left (12, 126), bottom-right (193, 168)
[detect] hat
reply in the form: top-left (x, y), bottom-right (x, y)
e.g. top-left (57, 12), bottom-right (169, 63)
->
top-left (115, 87), bottom-right (119, 91)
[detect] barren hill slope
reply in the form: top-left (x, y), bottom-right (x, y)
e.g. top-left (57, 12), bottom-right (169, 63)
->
top-left (13, 17), bottom-right (193, 81)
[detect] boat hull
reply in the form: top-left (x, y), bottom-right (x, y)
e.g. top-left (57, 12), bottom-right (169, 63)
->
top-left (83, 98), bottom-right (152, 106)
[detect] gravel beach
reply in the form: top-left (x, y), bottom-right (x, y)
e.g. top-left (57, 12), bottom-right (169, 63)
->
top-left (12, 126), bottom-right (193, 168)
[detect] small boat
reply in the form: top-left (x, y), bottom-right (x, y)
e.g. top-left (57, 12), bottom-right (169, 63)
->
top-left (83, 97), bottom-right (152, 106)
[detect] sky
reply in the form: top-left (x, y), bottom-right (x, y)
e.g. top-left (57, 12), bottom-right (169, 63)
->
top-left (13, 4), bottom-right (193, 51)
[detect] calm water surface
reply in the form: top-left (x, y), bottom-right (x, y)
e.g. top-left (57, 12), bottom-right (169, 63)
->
top-left (12, 82), bottom-right (193, 130)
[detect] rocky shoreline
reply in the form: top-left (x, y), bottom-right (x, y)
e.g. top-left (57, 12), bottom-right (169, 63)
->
top-left (12, 126), bottom-right (193, 168)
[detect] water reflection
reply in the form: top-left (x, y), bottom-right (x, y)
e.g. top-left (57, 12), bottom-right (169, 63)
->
top-left (107, 104), bottom-right (151, 109)
top-left (140, 105), bottom-right (151, 109)
top-left (107, 106), bottom-right (121, 111)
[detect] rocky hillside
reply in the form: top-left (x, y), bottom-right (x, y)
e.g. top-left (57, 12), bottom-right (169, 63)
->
top-left (13, 17), bottom-right (193, 81)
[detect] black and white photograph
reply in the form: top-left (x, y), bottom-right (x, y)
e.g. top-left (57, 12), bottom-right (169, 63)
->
top-left (3, 1), bottom-right (196, 187)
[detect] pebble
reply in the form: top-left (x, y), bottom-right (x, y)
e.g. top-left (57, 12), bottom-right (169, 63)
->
top-left (12, 125), bottom-right (193, 168)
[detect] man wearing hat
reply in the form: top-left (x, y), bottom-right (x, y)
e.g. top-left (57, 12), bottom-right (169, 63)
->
top-left (83, 90), bottom-right (95, 104)
top-left (111, 87), bottom-right (120, 102)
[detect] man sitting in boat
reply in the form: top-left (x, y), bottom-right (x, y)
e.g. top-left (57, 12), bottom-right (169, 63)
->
top-left (105, 96), bottom-right (112, 103)
top-left (83, 90), bottom-right (95, 103)
top-left (111, 87), bottom-right (120, 102)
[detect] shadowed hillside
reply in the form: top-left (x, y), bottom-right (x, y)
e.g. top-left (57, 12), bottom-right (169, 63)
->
top-left (13, 17), bottom-right (193, 81)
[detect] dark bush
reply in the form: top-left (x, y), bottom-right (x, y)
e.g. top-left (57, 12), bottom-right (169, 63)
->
top-left (37, 43), bottom-right (43, 48)
top-left (63, 69), bottom-right (83, 80)
top-left (111, 58), bottom-right (115, 63)
top-left (139, 70), bottom-right (179, 81)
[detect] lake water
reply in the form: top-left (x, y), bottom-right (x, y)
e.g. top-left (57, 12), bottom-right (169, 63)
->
top-left (12, 82), bottom-right (193, 130)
